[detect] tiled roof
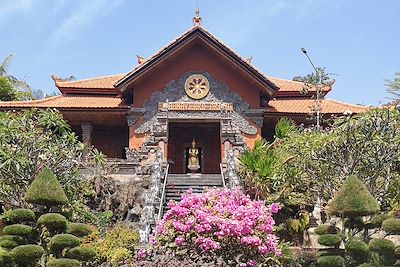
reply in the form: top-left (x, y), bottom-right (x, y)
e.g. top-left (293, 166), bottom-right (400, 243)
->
top-left (114, 26), bottom-right (279, 94)
top-left (0, 95), bottom-right (128, 109)
top-left (266, 98), bottom-right (369, 114)
top-left (52, 72), bottom-right (321, 94)
top-left (268, 76), bottom-right (331, 93)
top-left (55, 74), bottom-right (124, 89)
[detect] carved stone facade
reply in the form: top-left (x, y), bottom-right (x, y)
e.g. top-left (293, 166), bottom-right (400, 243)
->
top-left (127, 72), bottom-right (262, 154)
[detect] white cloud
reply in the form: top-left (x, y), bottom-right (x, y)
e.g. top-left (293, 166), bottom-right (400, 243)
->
top-left (50, 0), bottom-right (126, 44)
top-left (0, 0), bottom-right (33, 27)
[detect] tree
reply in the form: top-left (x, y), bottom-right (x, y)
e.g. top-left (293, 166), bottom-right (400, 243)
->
top-left (386, 72), bottom-right (400, 99)
top-left (0, 54), bottom-right (32, 101)
top-left (293, 66), bottom-right (333, 87)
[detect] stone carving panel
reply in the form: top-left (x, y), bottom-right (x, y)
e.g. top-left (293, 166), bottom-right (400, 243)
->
top-left (134, 71), bottom-right (258, 136)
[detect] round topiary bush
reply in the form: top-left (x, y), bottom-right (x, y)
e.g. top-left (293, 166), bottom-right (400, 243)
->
top-left (11, 244), bottom-right (45, 266)
top-left (366, 213), bottom-right (393, 229)
top-left (2, 209), bottom-right (35, 223)
top-left (382, 218), bottom-right (400, 235)
top-left (49, 234), bottom-right (81, 254)
top-left (37, 213), bottom-right (68, 233)
top-left (314, 224), bottom-right (339, 235)
top-left (0, 235), bottom-right (24, 244)
top-left (3, 224), bottom-right (33, 237)
top-left (0, 248), bottom-right (13, 267)
top-left (356, 264), bottom-right (376, 267)
top-left (0, 240), bottom-right (19, 249)
top-left (66, 246), bottom-right (96, 261)
top-left (46, 258), bottom-right (81, 267)
top-left (317, 255), bottom-right (345, 267)
top-left (345, 238), bottom-right (369, 263)
top-left (317, 234), bottom-right (342, 248)
top-left (395, 246), bottom-right (400, 258)
top-left (368, 238), bottom-right (395, 255)
top-left (66, 223), bottom-right (93, 237)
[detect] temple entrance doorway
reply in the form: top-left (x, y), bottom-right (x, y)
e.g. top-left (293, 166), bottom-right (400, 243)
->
top-left (168, 122), bottom-right (221, 174)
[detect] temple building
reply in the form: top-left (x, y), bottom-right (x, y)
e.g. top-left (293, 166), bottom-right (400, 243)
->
top-left (0, 13), bottom-right (368, 175)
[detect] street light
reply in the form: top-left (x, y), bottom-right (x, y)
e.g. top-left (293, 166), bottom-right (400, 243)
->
top-left (301, 48), bottom-right (322, 129)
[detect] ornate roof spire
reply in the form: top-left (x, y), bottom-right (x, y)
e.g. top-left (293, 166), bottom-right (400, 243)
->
top-left (192, 4), bottom-right (202, 26)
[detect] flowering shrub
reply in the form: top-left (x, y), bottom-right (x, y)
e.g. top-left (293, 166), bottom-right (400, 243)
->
top-left (152, 188), bottom-right (281, 266)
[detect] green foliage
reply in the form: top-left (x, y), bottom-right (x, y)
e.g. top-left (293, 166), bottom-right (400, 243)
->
top-left (37, 213), bottom-right (68, 233)
top-left (1, 208), bottom-right (35, 223)
top-left (356, 264), bottom-right (376, 267)
top-left (46, 258), bottom-right (81, 267)
top-left (368, 238), bottom-right (395, 255)
top-left (328, 176), bottom-right (380, 217)
top-left (345, 238), bottom-right (369, 263)
top-left (381, 218), bottom-right (400, 235)
top-left (0, 239), bottom-right (19, 249)
top-left (274, 117), bottom-right (296, 139)
top-left (317, 234), bottom-right (342, 248)
top-left (0, 76), bottom-right (18, 101)
top-left (0, 235), bottom-right (24, 244)
top-left (48, 234), bottom-right (81, 254)
top-left (386, 72), bottom-right (400, 98)
top-left (24, 167), bottom-right (68, 206)
top-left (11, 244), bottom-right (45, 266)
top-left (66, 223), bottom-right (93, 237)
top-left (3, 224), bottom-right (32, 237)
top-left (314, 224), bottom-right (339, 235)
top-left (66, 246), bottom-right (96, 261)
top-left (0, 109), bottom-right (84, 209)
top-left (367, 213), bottom-right (393, 229)
top-left (0, 248), bottom-right (13, 267)
top-left (316, 255), bottom-right (345, 267)
top-left (88, 224), bottom-right (139, 265)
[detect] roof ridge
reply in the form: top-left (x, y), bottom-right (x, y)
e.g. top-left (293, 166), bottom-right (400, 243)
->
top-left (324, 98), bottom-right (370, 108)
top-left (0, 95), bottom-right (62, 105)
top-left (56, 73), bottom-right (125, 85)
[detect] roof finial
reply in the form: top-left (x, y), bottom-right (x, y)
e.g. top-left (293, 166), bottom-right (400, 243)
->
top-left (192, 3), bottom-right (202, 26)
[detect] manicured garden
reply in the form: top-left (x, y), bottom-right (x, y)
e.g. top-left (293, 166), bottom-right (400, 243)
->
top-left (1, 107), bottom-right (400, 266)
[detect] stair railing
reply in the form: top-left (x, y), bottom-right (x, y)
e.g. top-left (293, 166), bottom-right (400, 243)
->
top-left (157, 163), bottom-right (169, 221)
top-left (219, 163), bottom-right (226, 187)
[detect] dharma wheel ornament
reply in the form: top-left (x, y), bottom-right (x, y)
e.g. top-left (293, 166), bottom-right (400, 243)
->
top-left (184, 74), bottom-right (210, 100)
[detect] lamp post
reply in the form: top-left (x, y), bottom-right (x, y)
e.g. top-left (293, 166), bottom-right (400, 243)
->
top-left (301, 48), bottom-right (322, 129)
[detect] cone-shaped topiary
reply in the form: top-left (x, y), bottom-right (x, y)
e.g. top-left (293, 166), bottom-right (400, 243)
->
top-left (328, 176), bottom-right (380, 217)
top-left (11, 244), bottom-right (45, 266)
top-left (46, 258), bottom-right (81, 267)
top-left (24, 167), bottom-right (68, 206)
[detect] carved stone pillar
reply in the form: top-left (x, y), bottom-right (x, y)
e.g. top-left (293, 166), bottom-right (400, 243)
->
top-left (81, 123), bottom-right (93, 155)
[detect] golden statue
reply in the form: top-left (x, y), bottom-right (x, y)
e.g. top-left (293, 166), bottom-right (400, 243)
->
top-left (187, 139), bottom-right (200, 173)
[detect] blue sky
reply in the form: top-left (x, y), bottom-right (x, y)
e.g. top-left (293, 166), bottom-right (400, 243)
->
top-left (0, 0), bottom-right (398, 105)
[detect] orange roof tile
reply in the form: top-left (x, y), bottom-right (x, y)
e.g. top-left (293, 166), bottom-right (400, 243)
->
top-left (268, 76), bottom-right (331, 93)
top-left (55, 74), bottom-right (124, 89)
top-left (0, 95), bottom-right (128, 109)
top-left (266, 98), bottom-right (369, 114)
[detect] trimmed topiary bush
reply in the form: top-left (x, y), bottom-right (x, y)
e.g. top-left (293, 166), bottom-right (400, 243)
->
top-left (345, 238), bottom-right (369, 263)
top-left (24, 167), bottom-right (68, 206)
top-left (48, 234), bottom-right (80, 254)
top-left (317, 234), bottom-right (342, 248)
top-left (67, 223), bottom-right (93, 237)
top-left (11, 244), bottom-right (45, 266)
top-left (381, 218), bottom-right (400, 235)
top-left (37, 213), bottom-right (68, 233)
top-left (328, 176), bottom-right (380, 217)
top-left (368, 238), bottom-right (395, 255)
top-left (314, 224), bottom-right (339, 235)
top-left (367, 213), bottom-right (393, 229)
top-left (2, 209), bottom-right (35, 223)
top-left (0, 240), bottom-right (19, 249)
top-left (66, 246), bottom-right (96, 261)
top-left (3, 224), bottom-right (33, 237)
top-left (46, 258), bottom-right (81, 267)
top-left (356, 264), bottom-right (376, 267)
top-left (0, 235), bottom-right (24, 244)
top-left (395, 246), bottom-right (400, 258)
top-left (317, 255), bottom-right (345, 267)
top-left (0, 248), bottom-right (13, 267)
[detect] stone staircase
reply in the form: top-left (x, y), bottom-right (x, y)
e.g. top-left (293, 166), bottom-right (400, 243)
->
top-left (163, 173), bottom-right (224, 212)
